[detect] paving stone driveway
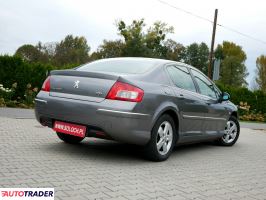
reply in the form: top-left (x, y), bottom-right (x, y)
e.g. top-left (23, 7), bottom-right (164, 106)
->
top-left (1, 116), bottom-right (266, 200)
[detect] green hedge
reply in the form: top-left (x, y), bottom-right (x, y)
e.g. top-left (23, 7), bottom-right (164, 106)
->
top-left (0, 55), bottom-right (53, 98)
top-left (216, 82), bottom-right (266, 114)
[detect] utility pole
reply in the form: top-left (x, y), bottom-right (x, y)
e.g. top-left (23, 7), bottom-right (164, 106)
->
top-left (208, 9), bottom-right (218, 79)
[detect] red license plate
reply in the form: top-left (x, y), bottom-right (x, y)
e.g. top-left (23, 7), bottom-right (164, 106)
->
top-left (53, 121), bottom-right (86, 138)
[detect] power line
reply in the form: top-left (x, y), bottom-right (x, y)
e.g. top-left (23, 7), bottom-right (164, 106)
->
top-left (157, 0), bottom-right (266, 45)
top-left (217, 24), bottom-right (266, 45)
top-left (157, 0), bottom-right (212, 23)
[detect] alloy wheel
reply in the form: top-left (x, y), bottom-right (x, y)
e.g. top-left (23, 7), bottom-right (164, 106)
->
top-left (156, 121), bottom-right (173, 155)
top-left (222, 120), bottom-right (238, 144)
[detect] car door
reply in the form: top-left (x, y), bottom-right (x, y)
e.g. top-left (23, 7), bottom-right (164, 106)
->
top-left (190, 69), bottom-right (228, 136)
top-left (165, 65), bottom-right (209, 139)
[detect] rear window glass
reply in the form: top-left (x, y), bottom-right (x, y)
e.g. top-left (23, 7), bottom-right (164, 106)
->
top-left (77, 59), bottom-right (157, 74)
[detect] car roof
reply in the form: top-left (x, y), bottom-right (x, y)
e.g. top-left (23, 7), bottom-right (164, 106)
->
top-left (93, 57), bottom-right (170, 65)
top-left (96, 57), bottom-right (198, 71)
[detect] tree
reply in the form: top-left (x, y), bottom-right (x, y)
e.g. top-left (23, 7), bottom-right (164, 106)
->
top-left (184, 42), bottom-right (209, 74)
top-left (145, 21), bottom-right (174, 58)
top-left (117, 19), bottom-right (146, 57)
top-left (90, 40), bottom-right (124, 60)
top-left (54, 35), bottom-right (90, 66)
top-left (37, 42), bottom-right (57, 62)
top-left (15, 44), bottom-right (48, 63)
top-left (164, 39), bottom-right (186, 61)
top-left (215, 41), bottom-right (248, 87)
top-left (255, 55), bottom-right (266, 92)
top-left (117, 19), bottom-right (174, 58)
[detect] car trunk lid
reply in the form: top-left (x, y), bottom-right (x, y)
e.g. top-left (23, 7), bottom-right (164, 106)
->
top-left (49, 70), bottom-right (119, 103)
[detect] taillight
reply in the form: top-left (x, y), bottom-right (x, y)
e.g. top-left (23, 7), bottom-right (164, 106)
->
top-left (106, 81), bottom-right (144, 102)
top-left (41, 76), bottom-right (51, 92)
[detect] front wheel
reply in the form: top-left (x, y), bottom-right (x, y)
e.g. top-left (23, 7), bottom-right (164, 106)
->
top-left (144, 114), bottom-right (177, 161)
top-left (56, 132), bottom-right (84, 144)
top-left (217, 116), bottom-right (240, 146)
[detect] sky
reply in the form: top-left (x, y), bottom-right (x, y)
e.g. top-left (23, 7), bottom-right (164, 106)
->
top-left (0, 0), bottom-right (265, 86)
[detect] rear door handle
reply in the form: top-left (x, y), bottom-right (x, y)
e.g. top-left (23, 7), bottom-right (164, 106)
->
top-left (179, 94), bottom-right (184, 100)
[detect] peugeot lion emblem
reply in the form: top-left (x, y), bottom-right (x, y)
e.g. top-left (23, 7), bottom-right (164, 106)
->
top-left (74, 80), bottom-right (80, 89)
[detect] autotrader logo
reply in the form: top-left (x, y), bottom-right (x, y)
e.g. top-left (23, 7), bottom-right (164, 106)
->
top-left (0, 188), bottom-right (54, 199)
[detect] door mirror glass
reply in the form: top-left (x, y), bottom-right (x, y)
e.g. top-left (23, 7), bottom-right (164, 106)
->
top-left (221, 92), bottom-right (230, 101)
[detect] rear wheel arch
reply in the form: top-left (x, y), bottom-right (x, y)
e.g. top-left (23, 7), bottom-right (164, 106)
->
top-left (152, 106), bottom-right (180, 140)
top-left (161, 110), bottom-right (179, 137)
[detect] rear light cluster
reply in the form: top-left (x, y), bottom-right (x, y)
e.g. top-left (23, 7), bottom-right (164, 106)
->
top-left (106, 81), bottom-right (144, 102)
top-left (41, 76), bottom-right (51, 92)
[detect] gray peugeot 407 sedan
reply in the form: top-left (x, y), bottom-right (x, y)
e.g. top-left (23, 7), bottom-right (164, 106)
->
top-left (35, 57), bottom-right (240, 161)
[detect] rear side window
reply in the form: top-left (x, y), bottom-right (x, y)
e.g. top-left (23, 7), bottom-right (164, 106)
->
top-left (166, 65), bottom-right (196, 92)
top-left (77, 59), bottom-right (157, 74)
top-left (191, 69), bottom-right (219, 99)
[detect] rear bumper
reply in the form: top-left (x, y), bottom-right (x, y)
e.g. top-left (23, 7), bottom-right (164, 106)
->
top-left (35, 91), bottom-right (152, 145)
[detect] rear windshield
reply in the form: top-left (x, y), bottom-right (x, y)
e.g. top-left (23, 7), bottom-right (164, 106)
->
top-left (77, 59), bottom-right (157, 74)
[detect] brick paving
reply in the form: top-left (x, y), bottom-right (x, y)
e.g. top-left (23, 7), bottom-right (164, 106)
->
top-left (1, 116), bottom-right (266, 200)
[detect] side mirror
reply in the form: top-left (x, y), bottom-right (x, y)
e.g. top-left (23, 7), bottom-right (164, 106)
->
top-left (220, 92), bottom-right (230, 102)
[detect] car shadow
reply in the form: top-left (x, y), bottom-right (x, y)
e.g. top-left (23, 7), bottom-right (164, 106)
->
top-left (43, 138), bottom-right (145, 162)
top-left (42, 138), bottom-right (217, 162)
top-left (173, 142), bottom-right (216, 155)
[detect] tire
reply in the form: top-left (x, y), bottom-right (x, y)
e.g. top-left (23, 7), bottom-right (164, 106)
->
top-left (144, 114), bottom-right (177, 161)
top-left (217, 116), bottom-right (240, 146)
top-left (56, 132), bottom-right (84, 144)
